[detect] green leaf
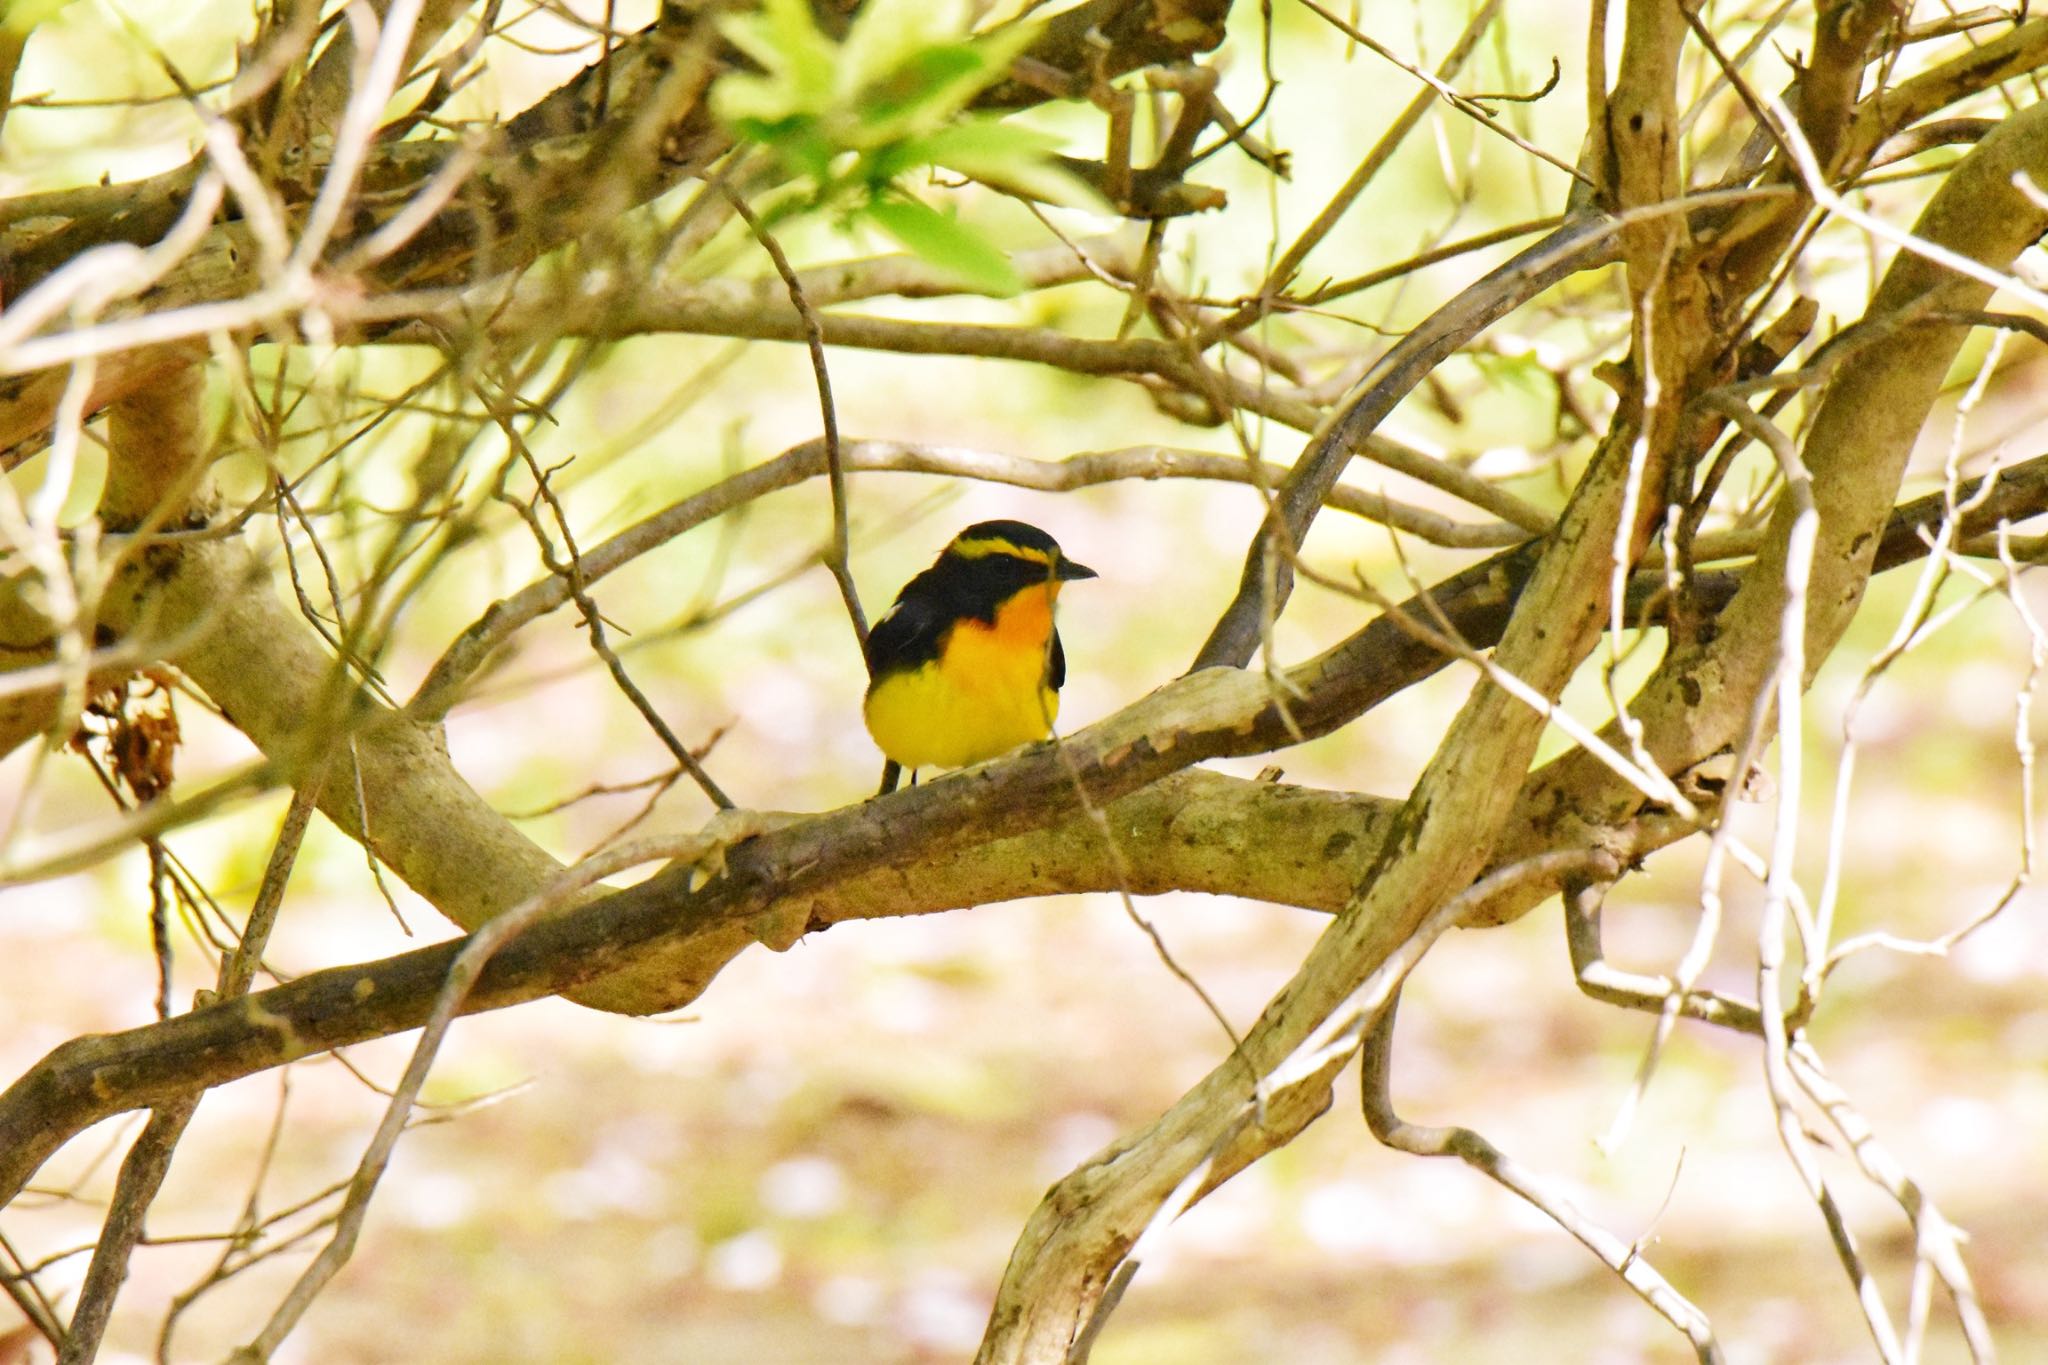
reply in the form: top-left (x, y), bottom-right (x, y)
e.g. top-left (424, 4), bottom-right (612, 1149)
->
top-left (864, 195), bottom-right (1022, 297)
top-left (917, 120), bottom-right (1107, 209)
top-left (723, 113), bottom-right (838, 181)
top-left (850, 44), bottom-right (989, 143)
top-left (709, 0), bottom-right (1077, 249)
top-left (713, 0), bottom-right (838, 124)
top-left (838, 0), bottom-right (976, 96)
top-left (859, 134), bottom-right (941, 187)
top-left (851, 23), bottom-right (1040, 145)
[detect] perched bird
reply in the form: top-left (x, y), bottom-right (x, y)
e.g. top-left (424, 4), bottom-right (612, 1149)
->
top-left (863, 520), bottom-right (1096, 790)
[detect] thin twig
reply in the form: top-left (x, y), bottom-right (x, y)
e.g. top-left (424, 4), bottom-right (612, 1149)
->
top-left (59, 776), bottom-right (325, 1363)
top-left (489, 409), bottom-right (735, 810)
top-left (722, 187), bottom-right (867, 647)
top-left (229, 829), bottom-right (730, 1362)
top-left (1735, 379), bottom-right (1905, 1360)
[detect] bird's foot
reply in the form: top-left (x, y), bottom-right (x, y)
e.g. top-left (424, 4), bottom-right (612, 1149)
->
top-left (668, 807), bottom-right (796, 892)
top-left (665, 808), bottom-right (811, 950)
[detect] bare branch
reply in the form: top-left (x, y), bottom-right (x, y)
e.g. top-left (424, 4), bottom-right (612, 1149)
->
top-left (1362, 992), bottom-right (1724, 1363)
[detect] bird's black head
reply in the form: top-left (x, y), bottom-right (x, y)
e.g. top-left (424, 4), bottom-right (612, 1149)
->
top-left (944, 520), bottom-right (1097, 581)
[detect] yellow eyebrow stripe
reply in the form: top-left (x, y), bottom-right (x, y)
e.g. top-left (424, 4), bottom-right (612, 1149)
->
top-left (948, 536), bottom-right (1054, 566)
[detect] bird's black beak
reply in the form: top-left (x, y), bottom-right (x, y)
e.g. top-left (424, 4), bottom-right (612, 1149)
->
top-left (1055, 557), bottom-right (1098, 582)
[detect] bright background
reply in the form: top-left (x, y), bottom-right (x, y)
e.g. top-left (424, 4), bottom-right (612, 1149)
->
top-left (3, 2), bottom-right (2047, 1361)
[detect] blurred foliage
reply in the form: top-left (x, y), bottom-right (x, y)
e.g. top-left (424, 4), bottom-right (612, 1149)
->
top-left (713, 0), bottom-right (1092, 294)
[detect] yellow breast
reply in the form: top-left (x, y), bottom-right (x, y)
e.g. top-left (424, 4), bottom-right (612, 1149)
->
top-left (863, 585), bottom-right (1062, 770)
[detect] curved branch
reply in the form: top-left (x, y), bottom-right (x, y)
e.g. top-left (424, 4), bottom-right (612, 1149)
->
top-left (1361, 993), bottom-right (1724, 1362)
top-left (410, 437), bottom-right (1531, 719)
top-left (1189, 213), bottom-right (1624, 670)
top-left (0, 770), bottom-right (1390, 1209)
top-left (981, 294), bottom-right (1688, 1355)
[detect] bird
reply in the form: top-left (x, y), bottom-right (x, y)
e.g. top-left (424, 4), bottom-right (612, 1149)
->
top-left (862, 519), bottom-right (1096, 792)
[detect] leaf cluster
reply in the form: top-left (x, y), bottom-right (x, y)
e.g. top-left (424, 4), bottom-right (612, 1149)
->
top-left (711, 0), bottom-right (1092, 295)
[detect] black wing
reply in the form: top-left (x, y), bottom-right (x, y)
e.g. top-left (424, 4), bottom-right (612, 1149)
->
top-left (864, 589), bottom-right (952, 678)
top-left (1048, 628), bottom-right (1066, 690)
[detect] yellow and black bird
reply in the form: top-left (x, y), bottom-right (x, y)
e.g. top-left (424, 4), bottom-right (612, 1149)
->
top-left (863, 520), bottom-right (1096, 791)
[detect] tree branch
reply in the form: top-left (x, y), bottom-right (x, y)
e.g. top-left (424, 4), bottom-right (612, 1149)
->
top-left (1480, 97), bottom-right (2048, 930)
top-left (0, 770), bottom-right (1392, 1208)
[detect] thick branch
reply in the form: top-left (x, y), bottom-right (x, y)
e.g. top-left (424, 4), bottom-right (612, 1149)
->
top-left (0, 771), bottom-right (1391, 1208)
top-left (977, 0), bottom-right (1230, 106)
top-left (1481, 97), bottom-right (2048, 927)
top-left (980, 336), bottom-right (1682, 1358)
top-left (1851, 18), bottom-right (2048, 164)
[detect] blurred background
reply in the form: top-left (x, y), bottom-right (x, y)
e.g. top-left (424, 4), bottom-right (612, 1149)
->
top-left (3, 0), bottom-right (2048, 1361)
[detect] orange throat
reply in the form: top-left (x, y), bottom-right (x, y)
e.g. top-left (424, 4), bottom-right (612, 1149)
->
top-left (968, 582), bottom-right (1055, 651)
